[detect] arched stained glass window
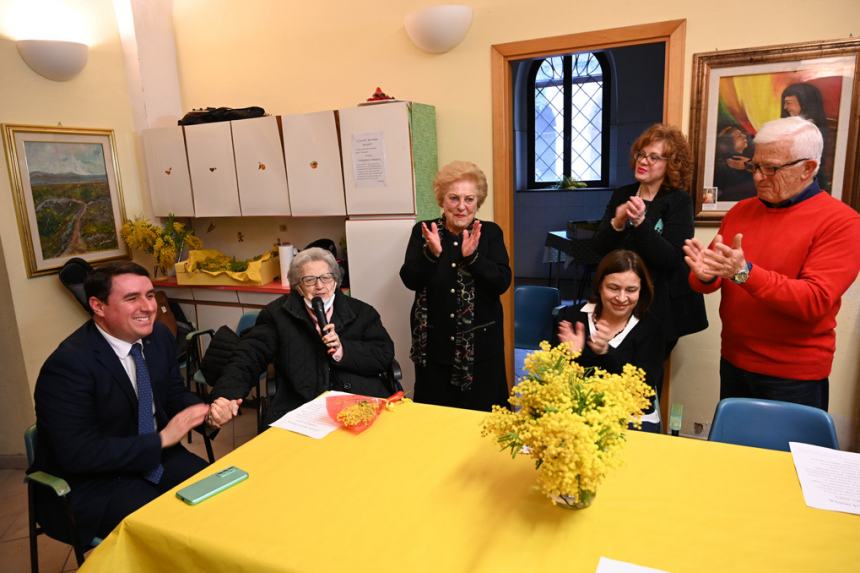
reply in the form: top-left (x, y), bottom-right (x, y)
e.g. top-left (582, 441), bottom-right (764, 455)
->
top-left (528, 52), bottom-right (609, 188)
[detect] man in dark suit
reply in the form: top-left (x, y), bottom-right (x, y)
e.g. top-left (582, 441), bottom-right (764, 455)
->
top-left (30, 262), bottom-right (240, 545)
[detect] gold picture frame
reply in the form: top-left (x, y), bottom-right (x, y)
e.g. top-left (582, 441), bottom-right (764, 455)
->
top-left (3, 124), bottom-right (129, 277)
top-left (689, 38), bottom-right (860, 224)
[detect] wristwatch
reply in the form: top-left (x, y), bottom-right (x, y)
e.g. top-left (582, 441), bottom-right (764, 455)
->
top-left (731, 262), bottom-right (752, 284)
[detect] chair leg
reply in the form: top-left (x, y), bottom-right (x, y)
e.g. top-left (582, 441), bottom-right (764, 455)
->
top-left (203, 433), bottom-right (215, 464)
top-left (28, 485), bottom-right (39, 573)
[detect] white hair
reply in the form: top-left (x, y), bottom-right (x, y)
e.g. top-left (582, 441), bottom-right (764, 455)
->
top-left (754, 116), bottom-right (823, 175)
top-left (287, 247), bottom-right (341, 290)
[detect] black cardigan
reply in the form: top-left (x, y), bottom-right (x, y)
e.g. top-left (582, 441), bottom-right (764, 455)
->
top-left (591, 183), bottom-right (707, 344)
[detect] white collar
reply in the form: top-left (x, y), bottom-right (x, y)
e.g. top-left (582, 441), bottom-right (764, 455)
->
top-left (580, 303), bottom-right (639, 348)
top-left (95, 322), bottom-right (142, 358)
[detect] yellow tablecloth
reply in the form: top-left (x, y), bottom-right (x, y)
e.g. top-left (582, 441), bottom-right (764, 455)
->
top-left (81, 402), bottom-right (859, 572)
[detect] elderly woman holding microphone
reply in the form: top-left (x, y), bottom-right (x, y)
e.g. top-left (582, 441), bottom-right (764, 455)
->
top-left (211, 247), bottom-right (395, 426)
top-left (591, 124), bottom-right (707, 363)
top-left (400, 161), bottom-right (512, 411)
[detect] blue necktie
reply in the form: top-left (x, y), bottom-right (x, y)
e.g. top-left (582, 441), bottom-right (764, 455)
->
top-left (130, 343), bottom-right (164, 484)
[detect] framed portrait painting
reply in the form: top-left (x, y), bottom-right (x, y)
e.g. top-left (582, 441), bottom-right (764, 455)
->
top-left (2, 125), bottom-right (128, 277)
top-left (689, 38), bottom-right (860, 223)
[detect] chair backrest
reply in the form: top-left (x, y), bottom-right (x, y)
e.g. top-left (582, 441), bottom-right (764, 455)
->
top-left (708, 397), bottom-right (839, 452)
top-left (24, 424), bottom-right (37, 466)
top-left (236, 311), bottom-right (260, 336)
top-left (514, 285), bottom-right (561, 349)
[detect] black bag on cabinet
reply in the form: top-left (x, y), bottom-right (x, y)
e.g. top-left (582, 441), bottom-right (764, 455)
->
top-left (178, 106), bottom-right (266, 126)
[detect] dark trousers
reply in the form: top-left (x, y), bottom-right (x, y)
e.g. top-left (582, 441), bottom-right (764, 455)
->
top-left (719, 358), bottom-right (829, 410)
top-left (39, 445), bottom-right (208, 547)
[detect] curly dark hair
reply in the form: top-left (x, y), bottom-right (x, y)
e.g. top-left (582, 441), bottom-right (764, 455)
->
top-left (629, 123), bottom-right (693, 190)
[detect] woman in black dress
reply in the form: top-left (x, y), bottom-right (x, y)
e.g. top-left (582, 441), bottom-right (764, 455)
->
top-left (557, 250), bottom-right (663, 432)
top-left (400, 161), bottom-right (512, 411)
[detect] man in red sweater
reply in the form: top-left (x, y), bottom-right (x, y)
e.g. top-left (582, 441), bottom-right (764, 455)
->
top-left (683, 116), bottom-right (860, 410)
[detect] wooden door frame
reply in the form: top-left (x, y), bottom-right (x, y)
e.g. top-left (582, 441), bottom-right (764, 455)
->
top-left (492, 19), bottom-right (686, 396)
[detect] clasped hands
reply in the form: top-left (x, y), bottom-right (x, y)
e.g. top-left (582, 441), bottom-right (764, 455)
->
top-left (158, 398), bottom-right (242, 448)
top-left (557, 319), bottom-right (613, 356)
top-left (611, 196), bottom-right (647, 230)
top-left (683, 233), bottom-right (748, 283)
top-left (421, 220), bottom-right (481, 258)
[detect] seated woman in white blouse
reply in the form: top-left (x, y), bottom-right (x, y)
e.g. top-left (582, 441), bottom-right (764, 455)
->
top-left (556, 249), bottom-right (664, 432)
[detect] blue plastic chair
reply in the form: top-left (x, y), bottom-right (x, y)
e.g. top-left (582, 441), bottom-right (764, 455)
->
top-left (514, 285), bottom-right (561, 350)
top-left (708, 398), bottom-right (839, 452)
top-left (236, 310), bottom-right (260, 336)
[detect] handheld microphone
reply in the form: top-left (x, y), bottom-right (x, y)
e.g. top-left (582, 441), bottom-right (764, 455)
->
top-left (311, 296), bottom-right (328, 331)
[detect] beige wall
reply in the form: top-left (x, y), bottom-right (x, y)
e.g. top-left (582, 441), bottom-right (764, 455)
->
top-left (0, 0), bottom-right (857, 456)
top-left (0, 0), bottom-right (145, 457)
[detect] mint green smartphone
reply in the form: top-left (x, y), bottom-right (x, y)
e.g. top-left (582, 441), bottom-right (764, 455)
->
top-left (176, 466), bottom-right (249, 505)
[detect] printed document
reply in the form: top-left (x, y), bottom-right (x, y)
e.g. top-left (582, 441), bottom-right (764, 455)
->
top-left (269, 391), bottom-right (352, 439)
top-left (790, 441), bottom-right (860, 515)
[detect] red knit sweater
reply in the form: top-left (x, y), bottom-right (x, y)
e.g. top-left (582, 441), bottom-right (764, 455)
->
top-left (690, 192), bottom-right (860, 379)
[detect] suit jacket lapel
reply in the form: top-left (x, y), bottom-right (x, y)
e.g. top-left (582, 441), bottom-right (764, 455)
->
top-left (142, 334), bottom-right (170, 427)
top-left (87, 322), bottom-right (138, 410)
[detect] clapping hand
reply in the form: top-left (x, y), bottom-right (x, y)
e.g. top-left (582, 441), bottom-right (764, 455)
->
top-left (421, 222), bottom-right (442, 257)
top-left (586, 319), bottom-right (613, 355)
top-left (557, 320), bottom-right (586, 354)
top-left (683, 238), bottom-right (714, 282)
top-left (703, 234), bottom-right (747, 279)
top-left (625, 196), bottom-right (647, 227)
top-left (160, 403), bottom-right (209, 448)
top-left (462, 220), bottom-right (482, 258)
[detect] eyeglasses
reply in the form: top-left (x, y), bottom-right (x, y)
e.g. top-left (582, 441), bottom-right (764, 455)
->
top-left (634, 151), bottom-right (668, 164)
top-left (299, 273), bottom-right (336, 287)
top-left (744, 157), bottom-right (809, 177)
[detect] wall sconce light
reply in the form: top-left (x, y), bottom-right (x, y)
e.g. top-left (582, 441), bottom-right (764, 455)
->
top-left (405, 4), bottom-right (473, 54)
top-left (16, 39), bottom-right (89, 81)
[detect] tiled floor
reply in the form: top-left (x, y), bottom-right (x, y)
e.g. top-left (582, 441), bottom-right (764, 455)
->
top-left (1, 404), bottom-right (260, 573)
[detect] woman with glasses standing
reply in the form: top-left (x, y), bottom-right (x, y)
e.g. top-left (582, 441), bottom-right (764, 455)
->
top-left (592, 124), bottom-right (707, 370)
top-left (401, 161), bottom-right (512, 411)
top-left (211, 247), bottom-right (395, 425)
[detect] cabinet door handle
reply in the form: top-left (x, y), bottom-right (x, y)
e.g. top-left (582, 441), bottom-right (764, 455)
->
top-left (209, 167), bottom-right (217, 172)
top-left (258, 162), bottom-right (267, 171)
top-left (164, 167), bottom-right (172, 175)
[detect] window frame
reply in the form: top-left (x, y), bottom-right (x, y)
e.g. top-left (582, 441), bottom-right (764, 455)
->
top-left (526, 51), bottom-right (611, 190)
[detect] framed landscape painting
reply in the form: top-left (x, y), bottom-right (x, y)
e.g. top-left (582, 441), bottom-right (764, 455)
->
top-left (689, 38), bottom-right (860, 223)
top-left (3, 125), bottom-right (128, 277)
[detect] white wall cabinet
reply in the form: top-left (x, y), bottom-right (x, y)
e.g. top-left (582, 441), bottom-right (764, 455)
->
top-left (184, 121), bottom-right (242, 217)
top-left (281, 111), bottom-right (346, 216)
top-left (338, 102), bottom-right (437, 218)
top-left (141, 126), bottom-right (195, 217)
top-left (232, 116), bottom-right (291, 216)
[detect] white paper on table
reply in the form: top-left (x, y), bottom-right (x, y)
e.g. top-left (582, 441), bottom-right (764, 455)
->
top-left (596, 557), bottom-right (668, 573)
top-left (789, 441), bottom-right (860, 515)
top-left (269, 391), bottom-right (353, 439)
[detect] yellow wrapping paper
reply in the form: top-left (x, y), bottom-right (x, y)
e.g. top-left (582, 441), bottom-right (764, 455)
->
top-left (175, 249), bottom-right (279, 285)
